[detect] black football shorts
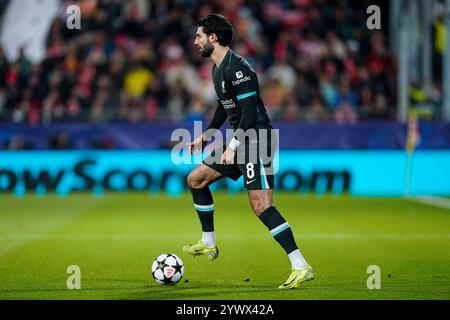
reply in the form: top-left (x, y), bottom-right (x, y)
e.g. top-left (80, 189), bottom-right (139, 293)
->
top-left (202, 134), bottom-right (276, 190)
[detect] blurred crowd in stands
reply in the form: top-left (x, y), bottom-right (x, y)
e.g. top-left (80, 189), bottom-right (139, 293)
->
top-left (0, 0), bottom-right (401, 128)
top-left (0, 0), bottom-right (444, 135)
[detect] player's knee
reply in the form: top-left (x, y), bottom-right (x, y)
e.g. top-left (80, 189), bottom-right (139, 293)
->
top-left (186, 172), bottom-right (197, 188)
top-left (252, 203), bottom-right (271, 216)
top-left (187, 171), bottom-right (207, 189)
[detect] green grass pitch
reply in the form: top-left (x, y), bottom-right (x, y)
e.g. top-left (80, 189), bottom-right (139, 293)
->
top-left (0, 193), bottom-right (449, 300)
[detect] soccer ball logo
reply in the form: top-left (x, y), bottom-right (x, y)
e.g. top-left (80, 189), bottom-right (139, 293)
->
top-left (151, 253), bottom-right (184, 285)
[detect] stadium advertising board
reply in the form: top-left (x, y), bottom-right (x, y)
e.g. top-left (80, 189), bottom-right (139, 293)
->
top-left (0, 151), bottom-right (448, 196)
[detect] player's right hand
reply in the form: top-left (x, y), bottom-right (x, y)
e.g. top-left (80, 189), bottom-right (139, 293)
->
top-left (187, 135), bottom-right (207, 154)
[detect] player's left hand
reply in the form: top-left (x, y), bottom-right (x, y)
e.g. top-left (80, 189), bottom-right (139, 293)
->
top-left (220, 148), bottom-right (235, 165)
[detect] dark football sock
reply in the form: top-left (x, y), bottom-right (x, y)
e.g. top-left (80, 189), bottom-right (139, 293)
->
top-left (190, 187), bottom-right (214, 232)
top-left (259, 206), bottom-right (298, 254)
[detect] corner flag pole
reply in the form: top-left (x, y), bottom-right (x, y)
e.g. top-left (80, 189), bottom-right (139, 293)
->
top-left (404, 113), bottom-right (420, 196)
top-left (404, 148), bottom-right (413, 196)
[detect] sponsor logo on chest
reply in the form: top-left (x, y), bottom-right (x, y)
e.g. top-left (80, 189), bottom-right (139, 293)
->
top-left (232, 71), bottom-right (251, 85)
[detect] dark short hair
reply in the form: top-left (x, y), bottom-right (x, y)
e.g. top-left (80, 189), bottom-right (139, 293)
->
top-left (197, 14), bottom-right (234, 47)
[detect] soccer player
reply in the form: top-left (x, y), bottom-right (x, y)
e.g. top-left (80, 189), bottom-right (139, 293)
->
top-left (183, 14), bottom-right (314, 289)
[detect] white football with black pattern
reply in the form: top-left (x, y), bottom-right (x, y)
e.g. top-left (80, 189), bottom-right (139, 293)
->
top-left (151, 253), bottom-right (184, 285)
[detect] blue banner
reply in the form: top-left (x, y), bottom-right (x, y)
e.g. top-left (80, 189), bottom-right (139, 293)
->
top-left (0, 151), bottom-right (448, 196)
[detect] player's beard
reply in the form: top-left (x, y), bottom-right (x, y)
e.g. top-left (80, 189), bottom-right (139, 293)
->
top-left (200, 39), bottom-right (214, 57)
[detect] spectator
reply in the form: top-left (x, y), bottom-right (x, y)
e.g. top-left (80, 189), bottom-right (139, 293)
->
top-left (334, 102), bottom-right (358, 124)
top-left (48, 131), bottom-right (73, 150)
top-left (262, 78), bottom-right (288, 120)
top-left (5, 135), bottom-right (34, 150)
top-left (319, 73), bottom-right (338, 108)
top-left (186, 93), bottom-right (207, 122)
top-left (280, 92), bottom-right (300, 122)
top-left (265, 55), bottom-right (297, 91)
top-left (304, 94), bottom-right (329, 123)
top-left (123, 62), bottom-right (154, 99)
top-left (167, 79), bottom-right (189, 122)
top-left (333, 74), bottom-right (358, 110)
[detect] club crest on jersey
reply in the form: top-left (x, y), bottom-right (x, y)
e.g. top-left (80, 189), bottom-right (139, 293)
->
top-left (221, 80), bottom-right (226, 93)
top-left (235, 71), bottom-right (243, 79)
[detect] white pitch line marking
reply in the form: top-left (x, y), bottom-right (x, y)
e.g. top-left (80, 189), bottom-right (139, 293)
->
top-left (0, 233), bottom-right (449, 241)
top-left (408, 196), bottom-right (450, 210)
